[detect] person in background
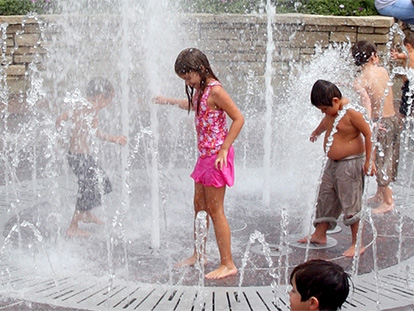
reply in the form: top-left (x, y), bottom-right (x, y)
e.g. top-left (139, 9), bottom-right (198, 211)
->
top-left (375, 0), bottom-right (414, 24)
top-left (352, 40), bottom-right (399, 214)
top-left (56, 77), bottom-right (127, 238)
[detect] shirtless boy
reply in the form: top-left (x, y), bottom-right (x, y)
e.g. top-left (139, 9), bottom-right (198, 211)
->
top-left (352, 40), bottom-right (399, 214)
top-left (56, 77), bottom-right (127, 237)
top-left (299, 80), bottom-right (376, 257)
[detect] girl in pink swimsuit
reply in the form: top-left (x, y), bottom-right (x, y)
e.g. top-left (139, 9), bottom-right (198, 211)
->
top-left (154, 48), bottom-right (244, 279)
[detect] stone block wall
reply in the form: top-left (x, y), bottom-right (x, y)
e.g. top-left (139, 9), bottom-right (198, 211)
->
top-left (0, 13), bottom-right (396, 113)
top-left (180, 14), bottom-right (395, 96)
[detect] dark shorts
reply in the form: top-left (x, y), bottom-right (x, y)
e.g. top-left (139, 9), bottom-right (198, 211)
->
top-left (67, 153), bottom-right (112, 211)
top-left (399, 80), bottom-right (414, 116)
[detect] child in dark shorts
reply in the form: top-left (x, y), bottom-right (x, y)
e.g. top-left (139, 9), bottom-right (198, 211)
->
top-left (56, 77), bottom-right (127, 238)
top-left (391, 31), bottom-right (414, 117)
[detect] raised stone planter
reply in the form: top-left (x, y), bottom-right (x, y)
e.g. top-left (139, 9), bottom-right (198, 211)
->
top-left (0, 13), bottom-right (395, 113)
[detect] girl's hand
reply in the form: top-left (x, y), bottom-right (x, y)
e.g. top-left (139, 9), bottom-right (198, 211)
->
top-left (152, 96), bottom-right (169, 105)
top-left (215, 148), bottom-right (228, 170)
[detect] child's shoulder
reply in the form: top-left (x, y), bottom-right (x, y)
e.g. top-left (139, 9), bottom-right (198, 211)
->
top-left (343, 103), bottom-right (365, 117)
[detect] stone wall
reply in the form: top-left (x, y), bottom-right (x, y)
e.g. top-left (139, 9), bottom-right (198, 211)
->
top-left (0, 13), bottom-right (395, 113)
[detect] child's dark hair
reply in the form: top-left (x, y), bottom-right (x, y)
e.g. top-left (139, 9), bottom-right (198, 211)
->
top-left (310, 79), bottom-right (342, 107)
top-left (403, 31), bottom-right (414, 47)
top-left (290, 259), bottom-right (350, 311)
top-left (351, 40), bottom-right (377, 66)
top-left (174, 48), bottom-right (219, 114)
top-left (86, 77), bottom-right (114, 98)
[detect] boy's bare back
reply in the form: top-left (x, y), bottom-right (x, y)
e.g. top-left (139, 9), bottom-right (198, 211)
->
top-left (354, 65), bottom-right (395, 119)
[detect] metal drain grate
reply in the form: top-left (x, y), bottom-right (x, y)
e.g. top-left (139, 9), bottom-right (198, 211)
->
top-left (1, 259), bottom-right (414, 311)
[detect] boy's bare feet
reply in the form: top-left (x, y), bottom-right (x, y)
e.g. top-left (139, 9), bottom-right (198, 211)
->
top-left (343, 244), bottom-right (365, 257)
top-left (298, 235), bottom-right (327, 245)
top-left (205, 265), bottom-right (237, 279)
top-left (66, 227), bottom-right (91, 238)
top-left (367, 194), bottom-right (383, 205)
top-left (372, 202), bottom-right (394, 214)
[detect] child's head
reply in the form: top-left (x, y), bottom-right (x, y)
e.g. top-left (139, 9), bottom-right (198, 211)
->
top-left (403, 31), bottom-right (414, 49)
top-left (86, 77), bottom-right (114, 108)
top-left (174, 48), bottom-right (218, 82)
top-left (174, 48), bottom-right (219, 113)
top-left (289, 259), bottom-right (350, 311)
top-left (310, 79), bottom-right (342, 108)
top-left (351, 40), bottom-right (378, 66)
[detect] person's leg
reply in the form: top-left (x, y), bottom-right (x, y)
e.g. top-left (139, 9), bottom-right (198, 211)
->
top-left (372, 185), bottom-right (394, 213)
top-left (378, 0), bottom-right (414, 24)
top-left (204, 185), bottom-right (237, 279)
top-left (299, 159), bottom-right (339, 244)
top-left (372, 119), bottom-right (395, 213)
top-left (343, 221), bottom-right (365, 257)
top-left (175, 182), bottom-right (208, 268)
top-left (67, 210), bottom-right (91, 237)
top-left (298, 222), bottom-right (330, 244)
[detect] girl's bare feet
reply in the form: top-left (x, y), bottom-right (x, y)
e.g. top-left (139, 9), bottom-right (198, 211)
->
top-left (205, 265), bottom-right (237, 279)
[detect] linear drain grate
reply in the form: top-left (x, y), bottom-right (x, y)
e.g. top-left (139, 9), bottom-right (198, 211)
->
top-left (1, 260), bottom-right (414, 311)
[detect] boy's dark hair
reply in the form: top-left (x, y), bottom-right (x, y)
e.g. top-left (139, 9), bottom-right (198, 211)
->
top-left (174, 48), bottom-right (219, 114)
top-left (86, 77), bottom-right (114, 98)
top-left (403, 31), bottom-right (414, 47)
top-left (310, 79), bottom-right (342, 107)
top-left (290, 259), bottom-right (350, 311)
top-left (351, 40), bottom-right (377, 66)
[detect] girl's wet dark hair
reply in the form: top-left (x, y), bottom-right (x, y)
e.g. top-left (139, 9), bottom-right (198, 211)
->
top-left (351, 40), bottom-right (377, 66)
top-left (86, 77), bottom-right (114, 98)
top-left (310, 79), bottom-right (342, 107)
top-left (290, 259), bottom-right (350, 311)
top-left (174, 48), bottom-right (219, 114)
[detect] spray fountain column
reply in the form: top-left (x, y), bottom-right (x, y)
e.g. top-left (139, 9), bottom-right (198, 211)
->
top-left (262, 0), bottom-right (276, 207)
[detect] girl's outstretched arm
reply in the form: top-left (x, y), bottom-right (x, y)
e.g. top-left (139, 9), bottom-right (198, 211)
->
top-left (211, 86), bottom-right (244, 169)
top-left (153, 96), bottom-right (189, 110)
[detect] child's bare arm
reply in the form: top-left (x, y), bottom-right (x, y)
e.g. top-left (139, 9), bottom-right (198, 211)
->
top-left (211, 86), bottom-right (244, 169)
top-left (56, 111), bottom-right (69, 131)
top-left (310, 118), bottom-right (326, 142)
top-left (350, 110), bottom-right (376, 176)
top-left (353, 79), bottom-right (372, 119)
top-left (391, 49), bottom-right (407, 61)
top-left (153, 96), bottom-right (189, 110)
top-left (97, 129), bottom-right (127, 146)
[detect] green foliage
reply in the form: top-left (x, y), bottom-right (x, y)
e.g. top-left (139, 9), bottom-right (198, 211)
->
top-left (179, 0), bottom-right (261, 14)
top-left (0, 0), bottom-right (379, 16)
top-left (0, 0), bottom-right (53, 16)
top-left (299, 0), bottom-right (378, 16)
top-left (180, 0), bottom-right (379, 16)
